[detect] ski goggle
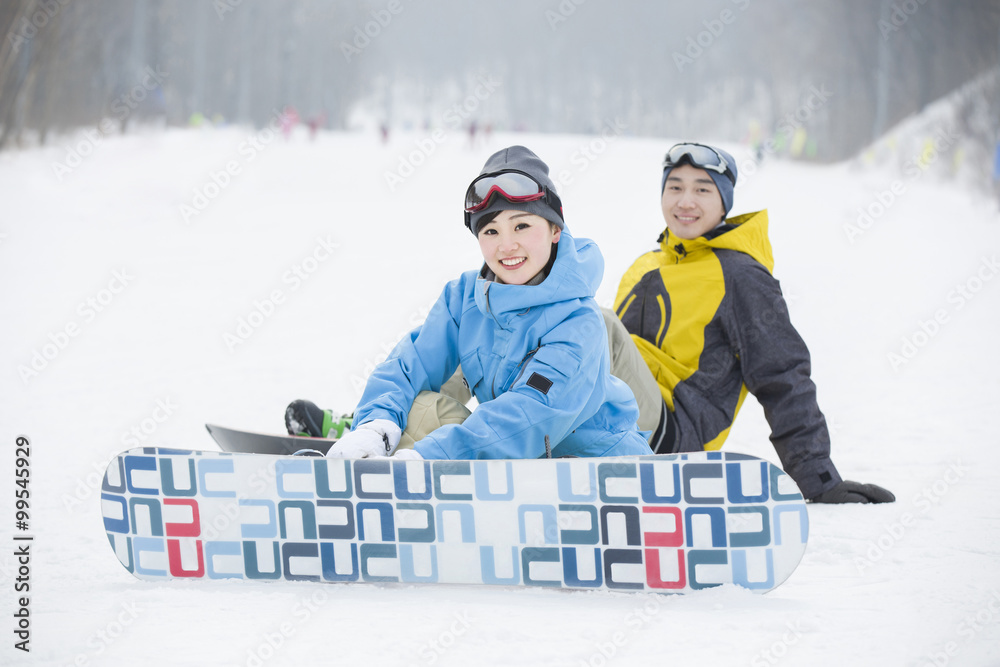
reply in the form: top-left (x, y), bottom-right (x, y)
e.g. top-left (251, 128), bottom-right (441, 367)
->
top-left (463, 170), bottom-right (564, 230)
top-left (464, 170), bottom-right (558, 212)
top-left (662, 143), bottom-right (735, 184)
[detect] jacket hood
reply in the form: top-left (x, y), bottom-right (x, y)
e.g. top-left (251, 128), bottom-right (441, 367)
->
top-left (475, 229), bottom-right (602, 321)
top-left (660, 209), bottom-right (774, 273)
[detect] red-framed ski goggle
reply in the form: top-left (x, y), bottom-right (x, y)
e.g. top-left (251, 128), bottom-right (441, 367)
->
top-left (663, 143), bottom-right (735, 184)
top-left (463, 170), bottom-right (563, 229)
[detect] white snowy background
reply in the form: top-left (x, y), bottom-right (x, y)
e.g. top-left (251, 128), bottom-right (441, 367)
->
top-left (2, 98), bottom-right (999, 666)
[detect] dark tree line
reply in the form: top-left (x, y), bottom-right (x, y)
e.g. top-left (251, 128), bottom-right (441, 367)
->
top-left (1, 0), bottom-right (998, 161)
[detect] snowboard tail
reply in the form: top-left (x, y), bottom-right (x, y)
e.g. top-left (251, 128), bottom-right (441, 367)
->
top-left (206, 423), bottom-right (333, 455)
top-left (101, 448), bottom-right (808, 593)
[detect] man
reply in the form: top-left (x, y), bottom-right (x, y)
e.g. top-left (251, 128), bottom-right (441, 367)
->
top-left (614, 142), bottom-right (893, 504)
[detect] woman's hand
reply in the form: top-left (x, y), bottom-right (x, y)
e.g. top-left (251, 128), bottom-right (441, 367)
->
top-left (325, 419), bottom-right (401, 459)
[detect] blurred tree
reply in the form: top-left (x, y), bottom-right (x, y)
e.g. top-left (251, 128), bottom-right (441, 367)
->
top-left (0, 0), bottom-right (998, 159)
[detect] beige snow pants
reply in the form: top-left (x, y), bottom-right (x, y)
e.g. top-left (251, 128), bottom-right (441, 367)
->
top-left (395, 308), bottom-right (662, 449)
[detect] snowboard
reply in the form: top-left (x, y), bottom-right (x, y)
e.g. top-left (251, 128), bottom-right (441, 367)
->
top-left (206, 423), bottom-right (332, 456)
top-left (101, 447), bottom-right (809, 594)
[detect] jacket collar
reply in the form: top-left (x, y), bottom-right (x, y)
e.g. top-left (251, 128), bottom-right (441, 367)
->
top-left (659, 209), bottom-right (774, 273)
top-left (474, 230), bottom-right (602, 323)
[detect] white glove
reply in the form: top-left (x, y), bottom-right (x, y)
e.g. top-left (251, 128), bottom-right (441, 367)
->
top-left (325, 419), bottom-right (401, 459)
top-left (392, 448), bottom-right (423, 460)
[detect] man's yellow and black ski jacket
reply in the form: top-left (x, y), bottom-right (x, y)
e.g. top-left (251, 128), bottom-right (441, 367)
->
top-left (614, 210), bottom-right (841, 499)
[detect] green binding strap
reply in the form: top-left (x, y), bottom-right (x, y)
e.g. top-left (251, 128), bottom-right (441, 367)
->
top-left (323, 412), bottom-right (352, 439)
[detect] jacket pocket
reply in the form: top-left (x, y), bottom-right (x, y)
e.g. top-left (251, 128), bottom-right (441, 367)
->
top-left (459, 350), bottom-right (486, 401)
top-left (498, 347), bottom-right (541, 396)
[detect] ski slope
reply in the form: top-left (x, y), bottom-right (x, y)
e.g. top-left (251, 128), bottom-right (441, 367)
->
top-left (1, 120), bottom-right (999, 667)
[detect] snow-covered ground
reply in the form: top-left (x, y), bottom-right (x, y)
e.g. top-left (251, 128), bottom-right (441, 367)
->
top-left (1, 120), bottom-right (999, 667)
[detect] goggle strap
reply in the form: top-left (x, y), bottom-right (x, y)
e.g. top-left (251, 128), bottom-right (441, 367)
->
top-left (663, 144), bottom-right (734, 183)
top-left (463, 189), bottom-right (564, 231)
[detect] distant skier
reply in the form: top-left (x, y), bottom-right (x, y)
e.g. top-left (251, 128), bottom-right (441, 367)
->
top-left (614, 142), bottom-right (894, 504)
top-left (306, 111), bottom-right (326, 141)
top-left (279, 105), bottom-right (299, 140)
top-left (288, 145), bottom-right (652, 460)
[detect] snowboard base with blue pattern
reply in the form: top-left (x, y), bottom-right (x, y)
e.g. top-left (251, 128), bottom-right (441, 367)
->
top-left (101, 448), bottom-right (808, 594)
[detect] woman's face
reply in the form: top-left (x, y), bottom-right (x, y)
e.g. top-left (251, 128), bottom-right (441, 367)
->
top-left (477, 210), bottom-right (560, 285)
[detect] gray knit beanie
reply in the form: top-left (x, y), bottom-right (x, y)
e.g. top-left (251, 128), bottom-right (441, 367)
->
top-left (466, 146), bottom-right (564, 235)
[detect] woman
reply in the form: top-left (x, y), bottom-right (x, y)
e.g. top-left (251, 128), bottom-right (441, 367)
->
top-left (321, 145), bottom-right (652, 461)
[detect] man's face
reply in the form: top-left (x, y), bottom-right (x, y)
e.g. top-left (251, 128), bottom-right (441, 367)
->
top-left (661, 164), bottom-right (726, 240)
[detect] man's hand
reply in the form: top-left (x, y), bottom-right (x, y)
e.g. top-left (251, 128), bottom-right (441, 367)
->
top-left (811, 480), bottom-right (895, 504)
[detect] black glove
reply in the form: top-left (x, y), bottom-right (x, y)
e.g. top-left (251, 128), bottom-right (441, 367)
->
top-left (811, 480), bottom-right (895, 504)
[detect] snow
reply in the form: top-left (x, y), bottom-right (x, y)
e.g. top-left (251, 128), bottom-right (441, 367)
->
top-left (2, 120), bottom-right (999, 667)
